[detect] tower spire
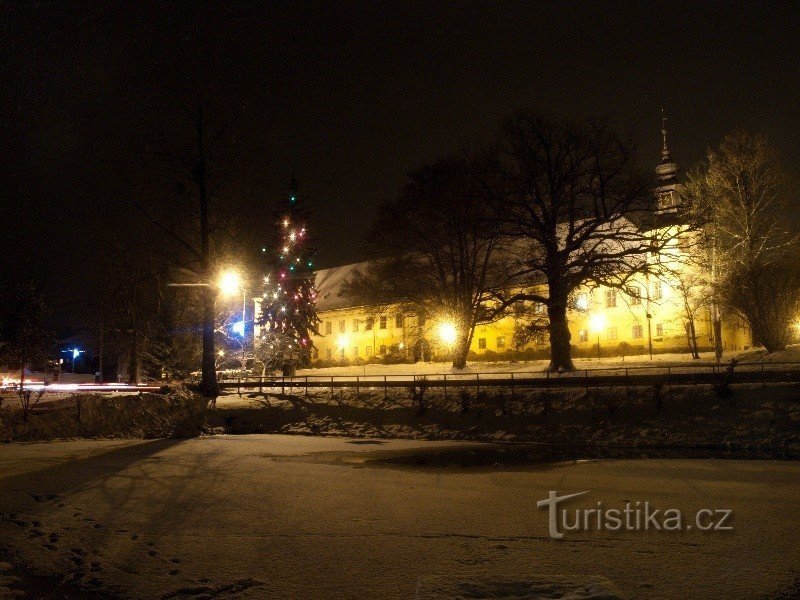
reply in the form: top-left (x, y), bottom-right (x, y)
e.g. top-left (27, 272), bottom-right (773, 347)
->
top-left (661, 108), bottom-right (670, 161)
top-left (655, 110), bottom-right (678, 181)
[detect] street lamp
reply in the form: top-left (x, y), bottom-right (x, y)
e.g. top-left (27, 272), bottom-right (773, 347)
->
top-left (589, 313), bottom-right (606, 360)
top-left (219, 270), bottom-right (248, 379)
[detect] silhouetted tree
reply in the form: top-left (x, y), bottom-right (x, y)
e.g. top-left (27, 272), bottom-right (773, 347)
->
top-left (346, 156), bottom-right (509, 369)
top-left (492, 114), bottom-right (696, 371)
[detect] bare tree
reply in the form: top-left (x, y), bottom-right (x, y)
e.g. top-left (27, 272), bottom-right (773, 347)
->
top-left (0, 285), bottom-right (53, 420)
top-left (132, 99), bottom-right (248, 396)
top-left (687, 132), bottom-right (800, 352)
top-left (346, 156), bottom-right (509, 369)
top-left (492, 114), bottom-right (696, 371)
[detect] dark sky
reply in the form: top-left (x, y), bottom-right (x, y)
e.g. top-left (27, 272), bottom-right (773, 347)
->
top-left (2, 1), bottom-right (799, 330)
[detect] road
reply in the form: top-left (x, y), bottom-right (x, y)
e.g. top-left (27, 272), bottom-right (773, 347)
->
top-left (0, 435), bottom-right (798, 599)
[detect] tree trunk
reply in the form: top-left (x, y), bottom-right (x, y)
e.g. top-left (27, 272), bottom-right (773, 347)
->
top-left (451, 327), bottom-right (473, 370)
top-left (128, 332), bottom-right (139, 385)
top-left (547, 295), bottom-right (574, 372)
top-left (688, 318), bottom-right (700, 359)
top-left (195, 106), bottom-right (218, 399)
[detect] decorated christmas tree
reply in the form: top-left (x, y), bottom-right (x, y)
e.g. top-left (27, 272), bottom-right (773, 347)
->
top-left (257, 178), bottom-right (320, 374)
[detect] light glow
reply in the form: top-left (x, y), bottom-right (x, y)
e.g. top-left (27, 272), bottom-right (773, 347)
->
top-left (589, 313), bottom-right (606, 333)
top-left (219, 271), bottom-right (242, 296)
top-left (232, 321), bottom-right (245, 336)
top-left (336, 334), bottom-right (350, 350)
top-left (437, 321), bottom-right (458, 345)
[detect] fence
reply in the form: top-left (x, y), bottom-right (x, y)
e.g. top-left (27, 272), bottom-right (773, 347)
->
top-left (218, 361), bottom-right (800, 397)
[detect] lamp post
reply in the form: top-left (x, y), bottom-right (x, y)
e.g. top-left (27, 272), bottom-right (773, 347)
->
top-left (219, 270), bottom-right (248, 380)
top-left (589, 314), bottom-right (606, 361)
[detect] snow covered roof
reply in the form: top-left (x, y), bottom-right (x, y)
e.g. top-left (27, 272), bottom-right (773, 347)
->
top-left (313, 260), bottom-right (373, 312)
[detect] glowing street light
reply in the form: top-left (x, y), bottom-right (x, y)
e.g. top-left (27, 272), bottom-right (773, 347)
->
top-left (218, 270), bottom-right (242, 296)
top-left (589, 313), bottom-right (606, 360)
top-left (437, 321), bottom-right (458, 346)
top-left (336, 334), bottom-right (351, 350)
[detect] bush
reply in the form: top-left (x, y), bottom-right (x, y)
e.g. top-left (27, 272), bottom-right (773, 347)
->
top-left (0, 386), bottom-right (208, 442)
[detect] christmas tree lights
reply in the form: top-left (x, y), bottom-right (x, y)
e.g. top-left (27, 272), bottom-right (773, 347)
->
top-left (257, 178), bottom-right (320, 373)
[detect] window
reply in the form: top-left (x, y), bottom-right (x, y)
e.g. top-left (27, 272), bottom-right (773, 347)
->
top-left (325, 348), bottom-right (332, 359)
top-left (632, 324), bottom-right (643, 339)
top-left (607, 327), bottom-right (618, 341)
top-left (395, 314), bottom-right (403, 328)
top-left (496, 336), bottom-right (506, 349)
top-left (325, 321), bottom-right (332, 335)
top-left (380, 345), bottom-right (387, 355)
top-left (379, 316), bottom-right (387, 329)
top-left (628, 285), bottom-right (641, 306)
top-left (652, 282), bottom-right (663, 301)
top-left (338, 348), bottom-right (345, 358)
top-left (605, 289), bottom-right (617, 308)
top-left (338, 320), bottom-right (345, 333)
top-left (353, 347), bottom-right (358, 356)
top-left (478, 338), bottom-right (487, 349)
top-left (365, 317), bottom-right (374, 331)
top-left (366, 345), bottom-right (373, 356)
top-left (534, 302), bottom-right (546, 315)
top-left (656, 323), bottom-right (664, 337)
top-left (312, 348), bottom-right (319, 359)
top-left (353, 319), bottom-right (359, 332)
top-left (579, 329), bottom-right (589, 343)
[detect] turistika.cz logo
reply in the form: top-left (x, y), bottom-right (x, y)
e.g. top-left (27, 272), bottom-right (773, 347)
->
top-left (536, 491), bottom-right (733, 540)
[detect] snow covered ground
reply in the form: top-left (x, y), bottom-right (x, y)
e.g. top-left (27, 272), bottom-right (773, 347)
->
top-left (292, 346), bottom-right (800, 379)
top-left (1, 435), bottom-right (798, 599)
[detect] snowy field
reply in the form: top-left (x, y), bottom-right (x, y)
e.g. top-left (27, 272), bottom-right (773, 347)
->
top-left (1, 435), bottom-right (799, 599)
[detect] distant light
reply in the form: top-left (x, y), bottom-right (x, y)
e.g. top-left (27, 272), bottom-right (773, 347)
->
top-left (437, 322), bottom-right (458, 345)
top-left (575, 294), bottom-right (588, 310)
top-left (232, 321), bottom-right (245, 336)
top-left (72, 348), bottom-right (81, 360)
top-left (218, 349), bottom-right (225, 357)
top-left (283, 219), bottom-right (289, 227)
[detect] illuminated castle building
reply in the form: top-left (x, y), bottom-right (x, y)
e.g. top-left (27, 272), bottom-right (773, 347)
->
top-left (258, 122), bottom-right (752, 364)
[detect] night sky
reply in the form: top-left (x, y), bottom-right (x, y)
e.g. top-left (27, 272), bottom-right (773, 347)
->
top-left (2, 1), bottom-right (799, 331)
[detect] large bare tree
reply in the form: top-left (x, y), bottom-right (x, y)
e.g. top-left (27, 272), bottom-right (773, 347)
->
top-left (346, 157), bottom-right (509, 369)
top-left (492, 114), bottom-right (694, 371)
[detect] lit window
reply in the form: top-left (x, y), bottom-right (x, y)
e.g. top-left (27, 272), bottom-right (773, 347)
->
top-left (325, 348), bottom-right (332, 359)
top-left (325, 322), bottom-right (332, 335)
top-left (380, 345), bottom-right (387, 355)
top-left (656, 323), bottom-right (664, 337)
top-left (478, 338), bottom-right (486, 349)
top-left (379, 316), bottom-right (387, 329)
top-left (353, 347), bottom-right (358, 356)
top-left (652, 282), bottom-right (663, 301)
top-left (353, 320), bottom-right (359, 332)
top-left (605, 289), bottom-right (617, 308)
top-left (366, 345), bottom-right (373, 356)
top-left (628, 286), bottom-right (641, 306)
top-left (496, 336), bottom-right (506, 349)
top-left (395, 314), bottom-right (403, 328)
top-left (607, 327), bottom-right (618, 341)
top-left (365, 317), bottom-right (374, 331)
top-left (534, 302), bottom-right (546, 315)
top-left (632, 324), bottom-right (643, 339)
top-left (579, 329), bottom-right (588, 342)
top-left (338, 348), bottom-right (345, 358)
top-left (339, 320), bottom-right (345, 333)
